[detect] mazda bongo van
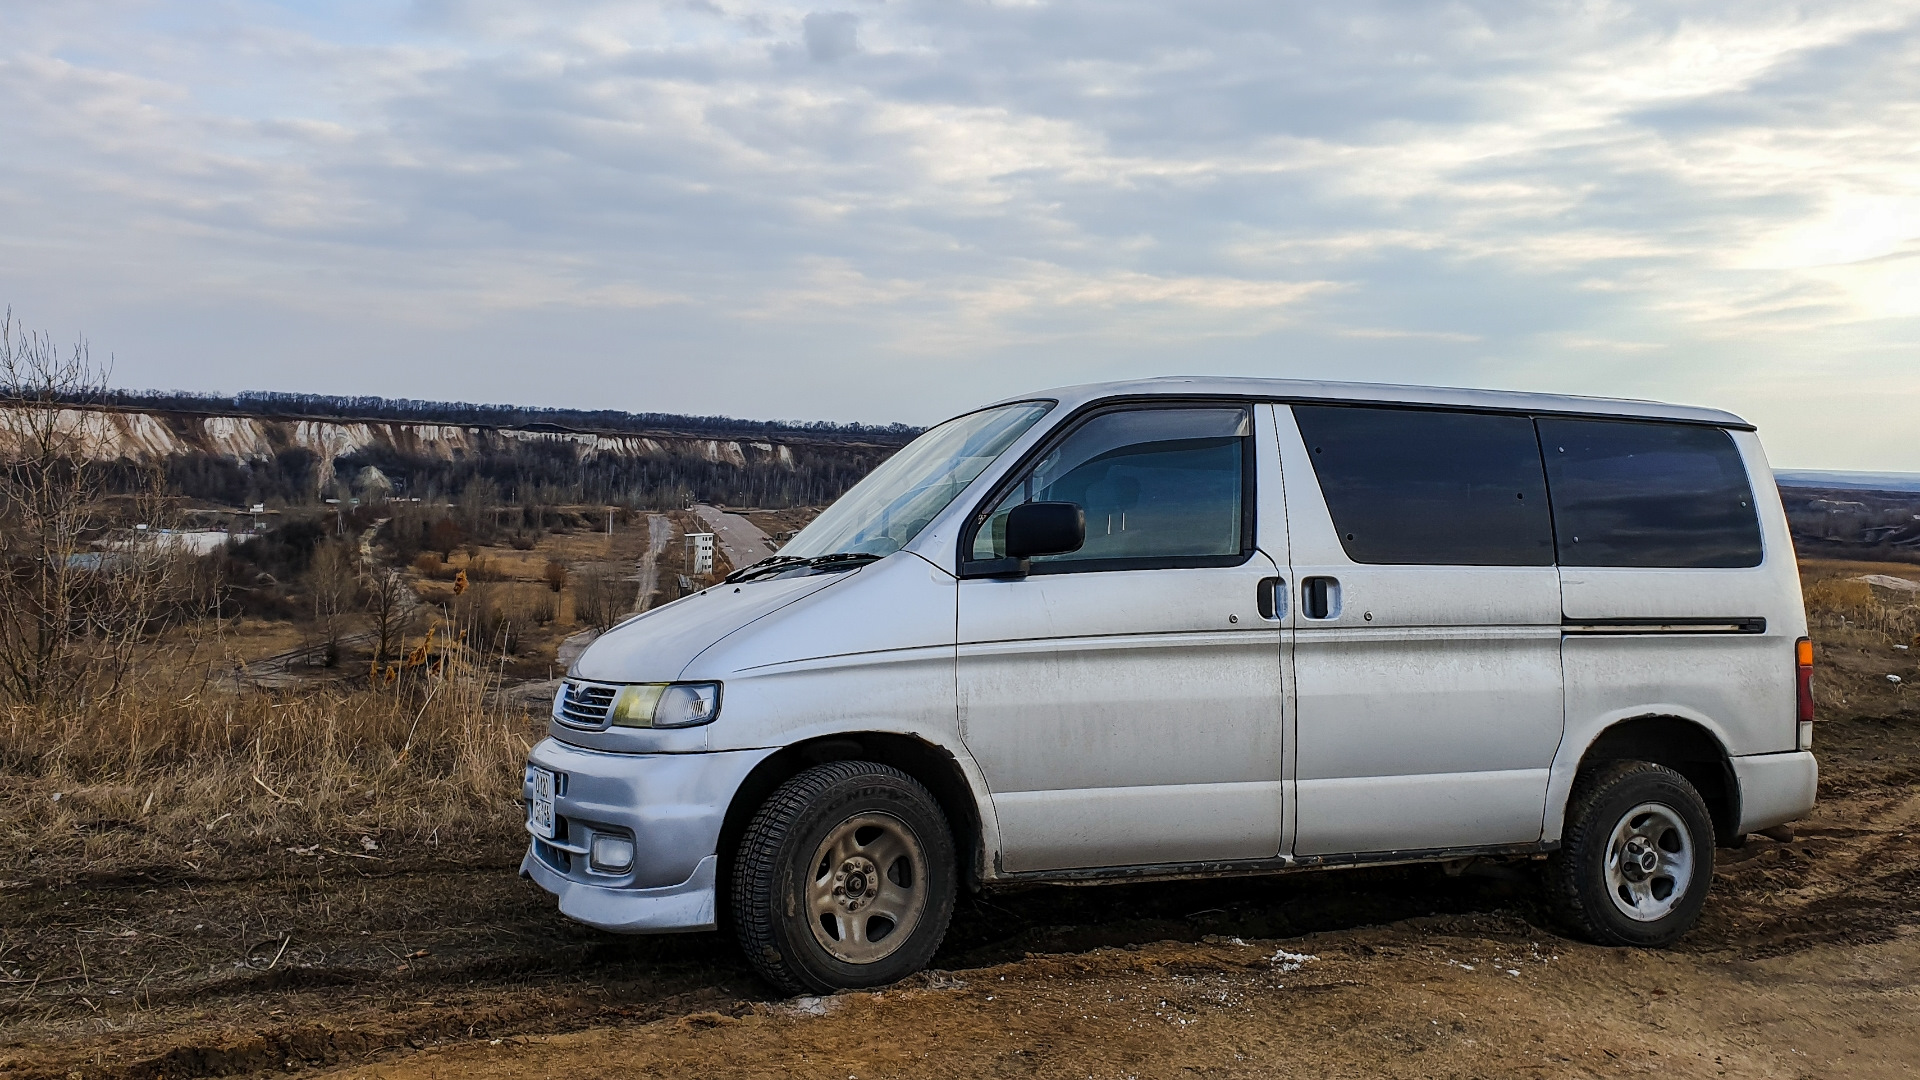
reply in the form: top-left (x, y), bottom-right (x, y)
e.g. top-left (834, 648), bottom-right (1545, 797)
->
top-left (522, 378), bottom-right (1818, 993)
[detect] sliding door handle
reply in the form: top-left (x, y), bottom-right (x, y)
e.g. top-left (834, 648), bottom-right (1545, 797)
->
top-left (1301, 576), bottom-right (1341, 620)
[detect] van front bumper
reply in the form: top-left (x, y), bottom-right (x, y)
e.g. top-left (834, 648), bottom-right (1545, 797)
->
top-left (519, 737), bottom-right (777, 934)
top-left (522, 849), bottom-right (723, 932)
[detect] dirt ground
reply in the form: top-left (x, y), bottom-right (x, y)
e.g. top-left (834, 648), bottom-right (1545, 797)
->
top-left (5, 564), bottom-right (1919, 1079)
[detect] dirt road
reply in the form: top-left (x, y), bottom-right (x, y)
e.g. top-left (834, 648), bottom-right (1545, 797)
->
top-left (5, 706), bottom-right (1917, 1080)
top-left (633, 513), bottom-right (671, 611)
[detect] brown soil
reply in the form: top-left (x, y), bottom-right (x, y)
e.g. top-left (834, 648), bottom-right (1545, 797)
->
top-left (6, 567), bottom-right (1919, 1079)
top-left (6, 709), bottom-right (1915, 1079)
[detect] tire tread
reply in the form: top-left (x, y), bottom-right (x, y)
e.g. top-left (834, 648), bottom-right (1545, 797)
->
top-left (1549, 759), bottom-right (1713, 947)
top-left (730, 760), bottom-right (951, 994)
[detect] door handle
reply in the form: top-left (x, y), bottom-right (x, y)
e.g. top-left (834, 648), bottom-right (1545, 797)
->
top-left (1301, 576), bottom-right (1341, 620)
top-left (1256, 577), bottom-right (1286, 620)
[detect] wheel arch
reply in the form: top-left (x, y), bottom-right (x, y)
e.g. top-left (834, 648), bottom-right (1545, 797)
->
top-left (1550, 714), bottom-right (1742, 847)
top-left (716, 732), bottom-right (991, 912)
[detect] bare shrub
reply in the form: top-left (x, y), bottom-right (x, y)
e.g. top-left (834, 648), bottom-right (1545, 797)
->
top-left (465, 553), bottom-right (502, 582)
top-left (543, 558), bottom-right (568, 593)
top-left (0, 311), bottom-right (201, 708)
top-left (426, 516), bottom-right (464, 558)
top-left (455, 582), bottom-right (521, 655)
top-left (575, 563), bottom-right (636, 632)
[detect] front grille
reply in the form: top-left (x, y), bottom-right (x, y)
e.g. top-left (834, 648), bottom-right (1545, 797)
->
top-left (557, 680), bottom-right (618, 728)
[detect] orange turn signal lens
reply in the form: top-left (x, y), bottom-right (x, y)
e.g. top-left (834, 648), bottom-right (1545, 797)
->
top-left (1795, 636), bottom-right (1815, 724)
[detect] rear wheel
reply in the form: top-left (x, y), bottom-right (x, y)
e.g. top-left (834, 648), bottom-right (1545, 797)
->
top-left (731, 761), bottom-right (956, 994)
top-left (1549, 760), bottom-right (1715, 947)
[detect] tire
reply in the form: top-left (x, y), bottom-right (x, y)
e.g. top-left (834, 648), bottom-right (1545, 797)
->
top-left (731, 761), bottom-right (957, 994)
top-left (1549, 760), bottom-right (1715, 947)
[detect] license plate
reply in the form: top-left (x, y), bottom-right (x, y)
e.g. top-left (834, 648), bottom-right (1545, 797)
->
top-left (529, 767), bottom-right (557, 839)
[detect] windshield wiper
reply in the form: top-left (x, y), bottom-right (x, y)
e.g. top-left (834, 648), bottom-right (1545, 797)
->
top-left (724, 551), bottom-right (884, 584)
top-left (806, 552), bottom-right (883, 571)
top-left (724, 555), bottom-right (809, 583)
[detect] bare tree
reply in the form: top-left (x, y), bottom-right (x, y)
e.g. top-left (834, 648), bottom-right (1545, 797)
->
top-left (0, 310), bottom-right (194, 707)
top-left (364, 566), bottom-right (414, 669)
top-left (306, 540), bottom-right (359, 666)
top-left (574, 563), bottom-right (636, 633)
top-left (457, 477), bottom-right (498, 543)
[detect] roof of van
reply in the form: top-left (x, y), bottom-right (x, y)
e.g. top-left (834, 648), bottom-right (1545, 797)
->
top-left (996, 377), bottom-right (1752, 429)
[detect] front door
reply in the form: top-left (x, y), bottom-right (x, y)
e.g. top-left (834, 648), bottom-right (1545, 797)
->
top-left (957, 403), bottom-right (1289, 873)
top-left (1278, 403), bottom-right (1566, 857)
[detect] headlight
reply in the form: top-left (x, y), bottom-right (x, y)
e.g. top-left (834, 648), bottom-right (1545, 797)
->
top-left (607, 682), bottom-right (720, 728)
top-left (608, 684), bottom-right (667, 728)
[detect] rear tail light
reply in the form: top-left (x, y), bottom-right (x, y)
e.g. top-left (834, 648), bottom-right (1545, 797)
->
top-left (1795, 636), bottom-right (1815, 749)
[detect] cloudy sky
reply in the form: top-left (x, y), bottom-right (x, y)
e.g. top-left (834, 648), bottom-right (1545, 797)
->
top-left (2, 1), bottom-right (1917, 467)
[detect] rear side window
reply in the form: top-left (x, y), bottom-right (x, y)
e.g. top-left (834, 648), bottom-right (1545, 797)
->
top-left (1293, 405), bottom-right (1553, 565)
top-left (1537, 418), bottom-right (1762, 568)
top-left (970, 406), bottom-right (1251, 570)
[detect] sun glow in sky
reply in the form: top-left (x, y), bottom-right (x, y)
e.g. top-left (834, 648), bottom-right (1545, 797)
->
top-left (2, 1), bottom-right (1917, 468)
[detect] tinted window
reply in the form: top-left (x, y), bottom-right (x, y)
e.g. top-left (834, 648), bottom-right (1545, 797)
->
top-left (1293, 406), bottom-right (1553, 566)
top-left (1537, 418), bottom-right (1762, 568)
top-left (971, 407), bottom-right (1249, 568)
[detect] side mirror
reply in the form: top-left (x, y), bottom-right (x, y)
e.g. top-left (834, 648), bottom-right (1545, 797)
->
top-left (1004, 501), bottom-right (1085, 560)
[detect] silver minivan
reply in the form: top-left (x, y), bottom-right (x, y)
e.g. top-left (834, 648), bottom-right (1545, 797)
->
top-left (521, 378), bottom-right (1819, 993)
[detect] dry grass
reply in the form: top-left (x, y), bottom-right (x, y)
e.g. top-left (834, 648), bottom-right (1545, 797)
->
top-left (1801, 561), bottom-right (1920, 647)
top-left (7, 550), bottom-right (1902, 890)
top-left (0, 642), bottom-right (538, 884)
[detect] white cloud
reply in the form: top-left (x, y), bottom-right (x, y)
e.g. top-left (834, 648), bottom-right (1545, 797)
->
top-left (0, 1), bottom-right (1917, 466)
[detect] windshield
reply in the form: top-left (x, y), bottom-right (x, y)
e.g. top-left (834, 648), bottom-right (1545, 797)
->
top-left (779, 401), bottom-right (1054, 559)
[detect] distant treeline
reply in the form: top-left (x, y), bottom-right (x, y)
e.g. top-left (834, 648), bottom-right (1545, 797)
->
top-left (75, 389), bottom-right (921, 443)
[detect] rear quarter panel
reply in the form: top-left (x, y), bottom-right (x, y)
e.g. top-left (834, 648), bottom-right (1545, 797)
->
top-left (1544, 429), bottom-right (1806, 840)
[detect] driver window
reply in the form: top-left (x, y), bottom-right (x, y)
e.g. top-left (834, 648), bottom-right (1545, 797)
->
top-left (970, 406), bottom-right (1251, 566)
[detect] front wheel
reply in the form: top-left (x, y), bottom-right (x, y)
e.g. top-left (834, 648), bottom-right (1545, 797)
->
top-left (731, 761), bottom-right (957, 994)
top-left (1549, 760), bottom-right (1715, 947)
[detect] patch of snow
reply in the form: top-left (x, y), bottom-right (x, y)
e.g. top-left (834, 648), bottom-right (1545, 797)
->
top-left (1270, 949), bottom-right (1317, 972)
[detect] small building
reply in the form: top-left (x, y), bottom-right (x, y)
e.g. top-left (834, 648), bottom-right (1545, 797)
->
top-left (686, 532), bottom-right (715, 576)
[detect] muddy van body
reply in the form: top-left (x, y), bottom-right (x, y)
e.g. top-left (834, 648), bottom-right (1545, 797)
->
top-left (522, 378), bottom-right (1818, 992)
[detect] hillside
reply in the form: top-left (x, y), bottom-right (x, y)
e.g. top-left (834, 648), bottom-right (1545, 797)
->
top-left (1780, 482), bottom-right (1920, 564)
top-left (1, 397), bottom-right (916, 510)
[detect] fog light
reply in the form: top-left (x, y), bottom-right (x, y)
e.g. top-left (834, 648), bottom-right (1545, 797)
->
top-left (589, 834), bottom-right (635, 873)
